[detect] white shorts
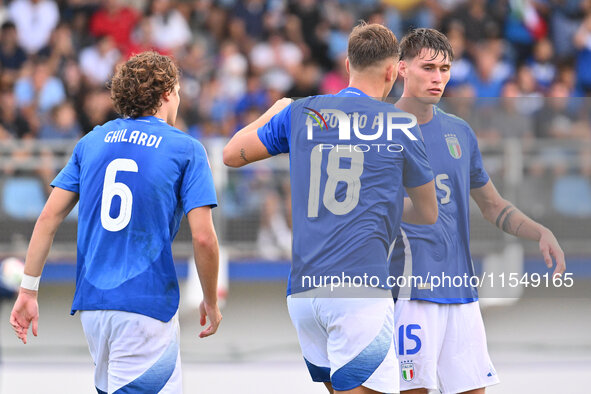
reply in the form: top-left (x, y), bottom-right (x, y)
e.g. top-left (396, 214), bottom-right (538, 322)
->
top-left (287, 290), bottom-right (399, 393)
top-left (394, 300), bottom-right (500, 393)
top-left (80, 310), bottom-right (182, 394)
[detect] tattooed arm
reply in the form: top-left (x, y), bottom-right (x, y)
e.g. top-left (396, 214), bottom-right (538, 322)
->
top-left (223, 98), bottom-right (292, 167)
top-left (470, 180), bottom-right (566, 276)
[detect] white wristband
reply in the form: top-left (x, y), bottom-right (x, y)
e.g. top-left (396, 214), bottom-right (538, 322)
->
top-left (20, 274), bottom-right (41, 291)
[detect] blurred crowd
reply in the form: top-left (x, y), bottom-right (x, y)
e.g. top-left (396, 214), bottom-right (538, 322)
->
top-left (1, 0), bottom-right (591, 257)
top-left (1, 0), bottom-right (591, 142)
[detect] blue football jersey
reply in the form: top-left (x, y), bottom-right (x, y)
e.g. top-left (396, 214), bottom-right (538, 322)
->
top-left (389, 106), bottom-right (490, 303)
top-left (257, 88), bottom-right (434, 295)
top-left (51, 116), bottom-right (217, 322)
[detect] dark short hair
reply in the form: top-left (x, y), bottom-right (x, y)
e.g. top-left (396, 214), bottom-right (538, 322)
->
top-left (109, 51), bottom-right (179, 118)
top-left (348, 22), bottom-right (399, 69)
top-left (399, 28), bottom-right (454, 62)
top-left (1, 21), bottom-right (15, 31)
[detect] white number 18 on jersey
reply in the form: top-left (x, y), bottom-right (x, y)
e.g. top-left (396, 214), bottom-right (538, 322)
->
top-left (307, 145), bottom-right (364, 217)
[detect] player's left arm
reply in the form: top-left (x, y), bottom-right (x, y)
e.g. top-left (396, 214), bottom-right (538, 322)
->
top-left (470, 180), bottom-right (566, 276)
top-left (223, 98), bottom-right (293, 167)
top-left (10, 187), bottom-right (79, 344)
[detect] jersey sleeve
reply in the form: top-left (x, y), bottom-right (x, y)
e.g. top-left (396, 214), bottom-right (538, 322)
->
top-left (467, 126), bottom-right (490, 189)
top-left (402, 125), bottom-right (434, 188)
top-left (256, 104), bottom-right (292, 155)
top-left (51, 141), bottom-right (82, 193)
top-left (180, 139), bottom-right (218, 214)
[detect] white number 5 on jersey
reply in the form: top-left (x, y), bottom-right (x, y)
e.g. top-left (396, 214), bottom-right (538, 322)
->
top-left (101, 158), bottom-right (138, 232)
top-left (435, 173), bottom-right (451, 205)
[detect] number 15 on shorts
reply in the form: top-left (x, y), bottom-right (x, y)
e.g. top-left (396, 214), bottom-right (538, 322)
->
top-left (398, 324), bottom-right (422, 356)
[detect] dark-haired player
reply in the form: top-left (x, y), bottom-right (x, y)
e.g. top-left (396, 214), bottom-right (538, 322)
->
top-left (390, 28), bottom-right (565, 394)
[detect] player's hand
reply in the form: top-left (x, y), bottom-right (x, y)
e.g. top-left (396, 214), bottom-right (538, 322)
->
top-left (539, 228), bottom-right (566, 277)
top-left (9, 288), bottom-right (39, 344)
top-left (198, 300), bottom-right (222, 338)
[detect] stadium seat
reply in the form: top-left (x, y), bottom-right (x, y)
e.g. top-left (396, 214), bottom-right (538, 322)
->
top-left (1, 176), bottom-right (46, 219)
top-left (552, 175), bottom-right (591, 217)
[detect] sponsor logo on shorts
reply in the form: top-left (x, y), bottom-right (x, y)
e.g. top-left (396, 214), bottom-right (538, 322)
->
top-left (401, 360), bottom-right (415, 381)
top-left (487, 363), bottom-right (497, 378)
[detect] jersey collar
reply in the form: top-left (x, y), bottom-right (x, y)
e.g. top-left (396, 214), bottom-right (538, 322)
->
top-left (134, 116), bottom-right (166, 123)
top-left (336, 87), bottom-right (369, 97)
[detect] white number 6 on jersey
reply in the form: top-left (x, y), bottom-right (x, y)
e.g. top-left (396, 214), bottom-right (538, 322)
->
top-left (101, 158), bottom-right (138, 232)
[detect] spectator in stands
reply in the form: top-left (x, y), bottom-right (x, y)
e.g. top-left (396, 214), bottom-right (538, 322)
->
top-left (38, 101), bottom-right (81, 140)
top-left (79, 35), bottom-right (121, 86)
top-left (327, 8), bottom-right (354, 62)
top-left (528, 38), bottom-right (557, 91)
top-left (231, 0), bottom-right (267, 41)
top-left (126, 17), bottom-right (164, 59)
top-left (0, 22), bottom-right (27, 75)
top-left (466, 45), bottom-right (507, 98)
top-left (574, 13), bottom-right (591, 94)
top-left (534, 81), bottom-right (588, 140)
top-left (216, 40), bottom-right (248, 101)
top-left (8, 0), bottom-right (60, 55)
top-left (235, 74), bottom-right (269, 118)
top-left (445, 21), bottom-right (473, 89)
top-left (0, 86), bottom-right (31, 140)
top-left (441, 0), bottom-right (500, 51)
top-left (14, 59), bottom-right (66, 114)
top-left (475, 82), bottom-right (534, 144)
top-left (62, 59), bottom-right (84, 102)
top-left (78, 88), bottom-right (116, 134)
top-left (250, 29), bottom-right (302, 93)
top-left (286, 60), bottom-right (320, 98)
top-left (513, 64), bottom-right (544, 115)
top-left (288, 0), bottom-right (329, 67)
top-left (147, 0), bottom-right (192, 53)
top-left (320, 53), bottom-right (348, 94)
top-left (549, 0), bottom-right (584, 60)
top-left (89, 0), bottom-right (139, 53)
top-left (531, 81), bottom-right (591, 176)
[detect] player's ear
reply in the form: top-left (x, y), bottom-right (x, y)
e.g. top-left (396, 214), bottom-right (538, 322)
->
top-left (385, 61), bottom-right (397, 82)
top-left (161, 90), bottom-right (171, 103)
top-left (389, 61), bottom-right (399, 82)
top-left (398, 60), bottom-right (407, 79)
top-left (345, 57), bottom-right (350, 75)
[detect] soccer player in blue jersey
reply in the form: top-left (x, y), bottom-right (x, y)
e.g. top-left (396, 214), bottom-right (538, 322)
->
top-left (9, 52), bottom-right (221, 393)
top-left (389, 28), bottom-right (566, 394)
top-left (224, 23), bottom-right (438, 394)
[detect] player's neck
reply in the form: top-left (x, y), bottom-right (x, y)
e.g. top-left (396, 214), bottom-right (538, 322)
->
top-left (396, 95), bottom-right (434, 125)
top-left (148, 108), bottom-right (171, 126)
top-left (347, 80), bottom-right (386, 100)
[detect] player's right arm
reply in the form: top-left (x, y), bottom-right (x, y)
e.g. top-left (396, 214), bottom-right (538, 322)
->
top-left (187, 206), bottom-right (222, 338)
top-left (400, 123), bottom-right (438, 225)
top-left (402, 183), bottom-right (438, 224)
top-left (10, 187), bottom-right (78, 344)
top-left (223, 98), bottom-right (292, 167)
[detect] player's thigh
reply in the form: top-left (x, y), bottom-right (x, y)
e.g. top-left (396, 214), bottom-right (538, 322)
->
top-left (107, 311), bottom-right (182, 394)
top-left (321, 295), bottom-right (398, 394)
top-left (80, 310), bottom-right (109, 393)
top-left (287, 294), bottom-right (331, 383)
top-left (395, 300), bottom-right (447, 392)
top-left (438, 302), bottom-right (499, 394)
